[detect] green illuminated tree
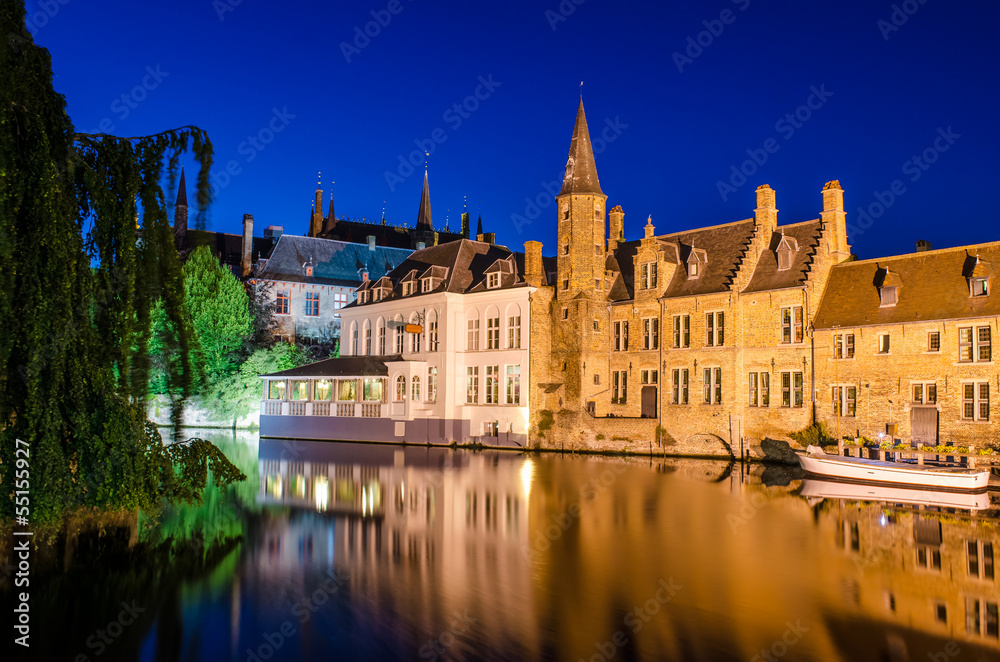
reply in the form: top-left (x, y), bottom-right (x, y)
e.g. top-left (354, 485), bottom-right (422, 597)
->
top-left (0, 1), bottom-right (243, 522)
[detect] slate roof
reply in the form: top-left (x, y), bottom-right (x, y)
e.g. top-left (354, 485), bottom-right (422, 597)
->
top-left (559, 98), bottom-right (604, 196)
top-left (812, 242), bottom-right (1000, 329)
top-left (349, 238), bottom-right (531, 306)
top-left (178, 229), bottom-right (276, 273)
top-left (743, 220), bottom-right (824, 293)
top-left (257, 234), bottom-right (413, 287)
top-left (262, 355), bottom-right (406, 378)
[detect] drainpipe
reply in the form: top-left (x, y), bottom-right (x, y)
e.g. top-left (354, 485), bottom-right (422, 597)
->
top-left (803, 286), bottom-right (815, 425)
top-left (658, 297), bottom-right (664, 442)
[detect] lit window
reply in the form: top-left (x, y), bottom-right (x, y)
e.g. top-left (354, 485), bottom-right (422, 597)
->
top-left (971, 277), bottom-right (989, 297)
top-left (427, 367), bottom-right (437, 402)
top-left (959, 326), bottom-right (991, 362)
top-left (486, 365), bottom-right (499, 404)
top-left (835, 333), bottom-right (855, 359)
top-left (395, 375), bottom-right (406, 401)
top-left (487, 316), bottom-right (500, 349)
top-left (832, 385), bottom-right (857, 417)
top-left (507, 315), bottom-right (521, 349)
top-left (506, 365), bottom-right (521, 404)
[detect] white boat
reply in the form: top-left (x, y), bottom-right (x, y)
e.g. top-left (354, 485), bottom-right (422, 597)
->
top-left (796, 445), bottom-right (991, 492)
top-left (799, 478), bottom-right (992, 511)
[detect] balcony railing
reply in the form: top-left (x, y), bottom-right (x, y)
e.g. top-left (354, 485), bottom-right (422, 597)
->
top-left (261, 399), bottom-right (389, 418)
top-left (337, 403), bottom-right (356, 417)
top-left (289, 401), bottom-right (307, 416)
top-left (313, 402), bottom-right (330, 417)
top-left (362, 403), bottom-right (381, 418)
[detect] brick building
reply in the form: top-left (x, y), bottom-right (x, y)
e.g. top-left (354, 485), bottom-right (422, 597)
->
top-left (812, 242), bottom-right (998, 446)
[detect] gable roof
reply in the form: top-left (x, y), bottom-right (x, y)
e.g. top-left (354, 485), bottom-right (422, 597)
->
top-left (257, 234), bottom-right (413, 287)
top-left (657, 219), bottom-right (757, 298)
top-left (813, 241), bottom-right (1000, 329)
top-left (743, 220), bottom-right (824, 294)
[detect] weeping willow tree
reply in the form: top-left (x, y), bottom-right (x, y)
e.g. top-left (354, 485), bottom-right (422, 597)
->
top-left (0, 2), bottom-right (244, 523)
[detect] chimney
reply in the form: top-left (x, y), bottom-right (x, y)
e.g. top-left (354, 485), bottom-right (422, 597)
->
top-left (481, 232), bottom-right (496, 245)
top-left (309, 179), bottom-right (323, 237)
top-left (241, 214), bottom-right (254, 277)
top-left (367, 235), bottom-right (376, 251)
top-left (754, 184), bottom-right (777, 236)
top-left (821, 180), bottom-right (850, 261)
top-left (916, 239), bottom-right (932, 252)
top-left (524, 241), bottom-right (544, 287)
top-left (608, 205), bottom-right (624, 250)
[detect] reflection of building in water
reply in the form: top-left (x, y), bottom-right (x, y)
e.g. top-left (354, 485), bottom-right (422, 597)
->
top-left (255, 441), bottom-right (537, 655)
top-left (817, 494), bottom-right (999, 653)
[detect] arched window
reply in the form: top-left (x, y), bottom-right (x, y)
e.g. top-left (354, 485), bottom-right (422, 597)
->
top-left (411, 376), bottom-right (420, 401)
top-left (362, 320), bottom-right (371, 355)
top-left (426, 309), bottom-right (439, 352)
top-left (505, 303), bottom-right (521, 349)
top-left (349, 321), bottom-right (358, 355)
top-left (466, 307), bottom-right (480, 351)
top-left (485, 305), bottom-right (500, 349)
top-left (376, 317), bottom-right (386, 355)
top-left (394, 314), bottom-right (404, 354)
top-left (395, 375), bottom-right (406, 401)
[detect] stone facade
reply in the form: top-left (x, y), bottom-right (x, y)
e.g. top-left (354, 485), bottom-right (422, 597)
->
top-left (525, 99), bottom-right (997, 455)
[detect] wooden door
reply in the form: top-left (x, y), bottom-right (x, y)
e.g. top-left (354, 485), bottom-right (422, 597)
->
top-left (641, 386), bottom-right (657, 418)
top-left (910, 406), bottom-right (938, 445)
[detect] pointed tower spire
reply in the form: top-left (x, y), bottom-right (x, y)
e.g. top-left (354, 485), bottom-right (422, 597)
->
top-left (559, 98), bottom-right (603, 196)
top-left (323, 193), bottom-right (336, 234)
top-left (173, 167), bottom-right (188, 236)
top-left (476, 212), bottom-right (483, 238)
top-left (416, 168), bottom-right (432, 231)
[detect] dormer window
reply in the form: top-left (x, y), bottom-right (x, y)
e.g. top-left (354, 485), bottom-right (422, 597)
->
top-left (875, 267), bottom-right (902, 307)
top-left (777, 249), bottom-right (791, 271)
top-left (306, 266), bottom-right (313, 277)
top-left (358, 291), bottom-right (368, 304)
top-left (689, 262), bottom-right (698, 278)
top-left (487, 272), bottom-right (500, 289)
top-left (971, 277), bottom-right (989, 297)
top-left (403, 282), bottom-right (413, 296)
top-left (964, 256), bottom-right (994, 298)
top-left (373, 289), bottom-right (381, 302)
top-left (686, 247), bottom-right (706, 279)
top-left (421, 278), bottom-right (432, 293)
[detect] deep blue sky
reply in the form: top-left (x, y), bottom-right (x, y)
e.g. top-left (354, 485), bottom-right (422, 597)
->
top-left (29, 0), bottom-right (1000, 259)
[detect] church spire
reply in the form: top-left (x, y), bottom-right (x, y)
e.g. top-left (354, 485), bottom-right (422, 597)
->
top-left (558, 97), bottom-right (603, 196)
top-left (173, 167), bottom-right (188, 236)
top-left (416, 168), bottom-right (432, 231)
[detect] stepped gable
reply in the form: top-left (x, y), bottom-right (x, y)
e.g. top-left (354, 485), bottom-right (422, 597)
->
top-left (743, 219), bottom-right (824, 293)
top-left (658, 218), bottom-right (757, 298)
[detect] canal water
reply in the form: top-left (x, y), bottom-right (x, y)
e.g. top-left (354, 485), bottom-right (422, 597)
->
top-left (5, 430), bottom-right (999, 661)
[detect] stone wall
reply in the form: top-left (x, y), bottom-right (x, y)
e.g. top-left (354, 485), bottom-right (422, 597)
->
top-left (147, 394), bottom-right (260, 429)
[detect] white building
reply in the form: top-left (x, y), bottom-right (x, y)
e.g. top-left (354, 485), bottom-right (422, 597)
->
top-left (260, 238), bottom-right (535, 447)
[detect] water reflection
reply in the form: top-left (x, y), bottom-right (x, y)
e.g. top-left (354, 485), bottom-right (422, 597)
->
top-left (3, 432), bottom-right (998, 661)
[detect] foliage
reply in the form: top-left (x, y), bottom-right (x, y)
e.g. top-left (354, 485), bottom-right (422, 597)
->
top-left (536, 410), bottom-right (555, 438)
top-left (0, 1), bottom-right (242, 522)
top-left (197, 343), bottom-right (309, 426)
top-left (790, 422), bottom-right (834, 447)
top-left (182, 245), bottom-right (252, 381)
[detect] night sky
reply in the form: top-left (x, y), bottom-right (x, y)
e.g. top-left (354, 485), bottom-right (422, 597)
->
top-left (29, 0), bottom-right (1000, 259)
